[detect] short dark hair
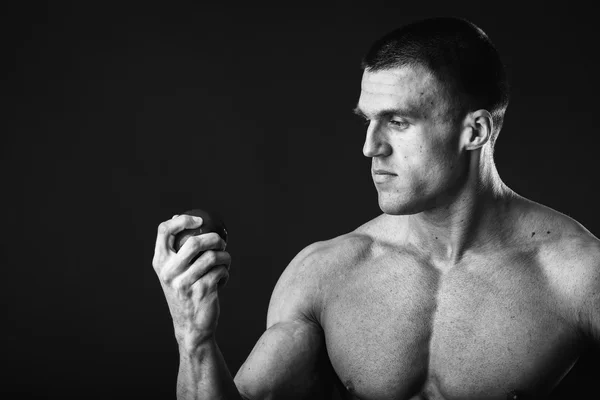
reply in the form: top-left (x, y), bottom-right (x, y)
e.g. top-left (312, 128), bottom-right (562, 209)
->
top-left (362, 17), bottom-right (509, 146)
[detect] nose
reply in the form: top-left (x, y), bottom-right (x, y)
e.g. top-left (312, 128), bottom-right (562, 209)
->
top-left (362, 121), bottom-right (391, 158)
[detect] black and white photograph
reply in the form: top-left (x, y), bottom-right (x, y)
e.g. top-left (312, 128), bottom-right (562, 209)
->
top-left (2, 2), bottom-right (599, 399)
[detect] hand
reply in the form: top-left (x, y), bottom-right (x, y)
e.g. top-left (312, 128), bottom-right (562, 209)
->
top-left (152, 214), bottom-right (231, 350)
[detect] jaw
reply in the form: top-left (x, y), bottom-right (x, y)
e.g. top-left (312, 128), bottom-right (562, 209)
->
top-left (376, 187), bottom-right (440, 216)
top-left (375, 157), bottom-right (471, 217)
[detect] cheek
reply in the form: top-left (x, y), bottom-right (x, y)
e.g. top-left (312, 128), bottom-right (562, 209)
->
top-left (429, 148), bottom-right (467, 191)
top-left (411, 140), bottom-right (463, 185)
top-left (409, 139), bottom-right (452, 169)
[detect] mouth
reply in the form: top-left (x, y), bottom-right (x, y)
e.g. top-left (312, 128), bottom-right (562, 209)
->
top-left (372, 169), bottom-right (397, 176)
top-left (372, 169), bottom-right (397, 184)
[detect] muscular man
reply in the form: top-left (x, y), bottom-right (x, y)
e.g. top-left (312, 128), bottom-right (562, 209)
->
top-left (152, 17), bottom-right (600, 399)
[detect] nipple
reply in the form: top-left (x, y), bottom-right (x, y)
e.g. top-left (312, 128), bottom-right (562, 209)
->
top-left (507, 390), bottom-right (527, 399)
top-left (345, 380), bottom-right (355, 394)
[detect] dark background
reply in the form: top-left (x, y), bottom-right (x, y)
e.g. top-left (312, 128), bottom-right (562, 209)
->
top-left (2, 2), bottom-right (598, 399)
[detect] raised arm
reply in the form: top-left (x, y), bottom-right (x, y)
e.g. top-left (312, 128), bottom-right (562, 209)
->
top-left (153, 213), bottom-right (333, 399)
top-left (153, 214), bottom-right (240, 399)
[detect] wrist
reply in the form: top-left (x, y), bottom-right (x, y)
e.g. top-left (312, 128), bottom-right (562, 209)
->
top-left (176, 331), bottom-right (217, 355)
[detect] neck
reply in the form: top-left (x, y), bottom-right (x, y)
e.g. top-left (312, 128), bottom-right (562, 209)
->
top-left (405, 146), bottom-right (515, 266)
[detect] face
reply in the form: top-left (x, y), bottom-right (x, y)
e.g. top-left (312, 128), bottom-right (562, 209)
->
top-left (356, 65), bottom-right (468, 215)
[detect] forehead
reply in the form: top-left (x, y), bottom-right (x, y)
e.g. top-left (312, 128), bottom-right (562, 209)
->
top-left (358, 66), bottom-right (447, 117)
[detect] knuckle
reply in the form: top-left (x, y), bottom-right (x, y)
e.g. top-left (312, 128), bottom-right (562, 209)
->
top-left (159, 269), bottom-right (172, 284)
top-left (152, 256), bottom-right (160, 271)
top-left (188, 235), bottom-right (204, 251)
top-left (171, 278), bottom-right (181, 291)
top-left (196, 281), bottom-right (209, 298)
top-left (184, 215), bottom-right (197, 226)
top-left (152, 251), bottom-right (169, 271)
top-left (201, 232), bottom-right (218, 247)
top-left (204, 250), bottom-right (217, 264)
top-left (171, 277), bottom-right (187, 294)
top-left (209, 232), bottom-right (221, 243)
top-left (157, 221), bottom-right (170, 235)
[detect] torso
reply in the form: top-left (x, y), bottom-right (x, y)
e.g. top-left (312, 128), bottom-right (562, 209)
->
top-left (315, 203), bottom-right (597, 400)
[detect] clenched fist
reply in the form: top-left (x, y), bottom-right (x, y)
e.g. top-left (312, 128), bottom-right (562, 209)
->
top-left (152, 213), bottom-right (231, 351)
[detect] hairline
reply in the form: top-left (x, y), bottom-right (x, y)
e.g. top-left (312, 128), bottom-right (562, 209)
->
top-left (363, 62), bottom-right (469, 124)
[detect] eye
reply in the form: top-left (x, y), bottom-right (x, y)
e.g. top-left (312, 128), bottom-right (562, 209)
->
top-left (389, 119), bottom-right (410, 129)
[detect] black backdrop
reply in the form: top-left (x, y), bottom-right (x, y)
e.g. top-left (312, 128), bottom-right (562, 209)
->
top-left (2, 2), bottom-right (599, 399)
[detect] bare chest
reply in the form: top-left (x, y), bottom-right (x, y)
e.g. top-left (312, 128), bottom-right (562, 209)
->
top-left (321, 252), bottom-right (582, 400)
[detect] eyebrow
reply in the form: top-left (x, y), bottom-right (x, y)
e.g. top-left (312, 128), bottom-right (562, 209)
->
top-left (352, 105), bottom-right (422, 120)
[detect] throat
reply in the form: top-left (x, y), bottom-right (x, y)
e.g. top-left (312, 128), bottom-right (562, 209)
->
top-left (405, 216), bottom-right (471, 266)
top-left (404, 188), bottom-right (515, 265)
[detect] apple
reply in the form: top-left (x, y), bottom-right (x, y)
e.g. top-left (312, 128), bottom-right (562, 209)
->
top-left (173, 209), bottom-right (228, 263)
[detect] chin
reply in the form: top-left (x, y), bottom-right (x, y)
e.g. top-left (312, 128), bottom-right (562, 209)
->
top-left (378, 194), bottom-right (426, 216)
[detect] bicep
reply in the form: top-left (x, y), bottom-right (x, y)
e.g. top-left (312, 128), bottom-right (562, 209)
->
top-left (584, 289), bottom-right (600, 344)
top-left (574, 253), bottom-right (600, 345)
top-left (234, 319), bottom-right (333, 400)
top-left (234, 242), bottom-right (333, 399)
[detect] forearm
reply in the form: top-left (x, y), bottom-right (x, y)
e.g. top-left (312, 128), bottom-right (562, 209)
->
top-left (177, 338), bottom-right (245, 400)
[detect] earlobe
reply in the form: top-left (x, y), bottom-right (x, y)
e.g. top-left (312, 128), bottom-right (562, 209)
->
top-left (463, 110), bottom-right (492, 150)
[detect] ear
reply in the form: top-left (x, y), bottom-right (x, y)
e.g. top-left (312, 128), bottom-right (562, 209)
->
top-left (461, 109), bottom-right (493, 151)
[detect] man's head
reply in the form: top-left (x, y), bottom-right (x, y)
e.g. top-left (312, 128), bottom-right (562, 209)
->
top-left (356, 17), bottom-right (509, 215)
top-left (362, 17), bottom-right (509, 145)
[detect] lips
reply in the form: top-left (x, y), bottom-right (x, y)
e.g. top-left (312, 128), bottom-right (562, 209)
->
top-left (372, 169), bottom-right (396, 175)
top-left (372, 169), bottom-right (396, 184)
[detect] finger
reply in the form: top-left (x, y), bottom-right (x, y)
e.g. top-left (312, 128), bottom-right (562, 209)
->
top-left (192, 265), bottom-right (230, 296)
top-left (208, 264), bottom-right (230, 289)
top-left (176, 232), bottom-right (226, 265)
top-left (172, 250), bottom-right (231, 291)
top-left (155, 214), bottom-right (203, 256)
top-left (167, 215), bottom-right (180, 250)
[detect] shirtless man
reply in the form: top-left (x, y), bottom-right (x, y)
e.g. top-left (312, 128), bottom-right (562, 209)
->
top-left (152, 17), bottom-right (600, 399)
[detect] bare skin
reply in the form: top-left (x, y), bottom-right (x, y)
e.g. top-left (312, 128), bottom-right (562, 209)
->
top-left (153, 66), bottom-right (600, 399)
top-left (317, 202), bottom-right (599, 399)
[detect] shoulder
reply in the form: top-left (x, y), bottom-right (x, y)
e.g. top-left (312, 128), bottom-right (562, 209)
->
top-left (266, 219), bottom-right (381, 328)
top-left (510, 195), bottom-right (597, 256)
top-left (541, 224), bottom-right (600, 311)
top-left (518, 197), bottom-right (600, 330)
top-left (518, 198), bottom-right (600, 274)
top-left (547, 231), bottom-right (600, 340)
